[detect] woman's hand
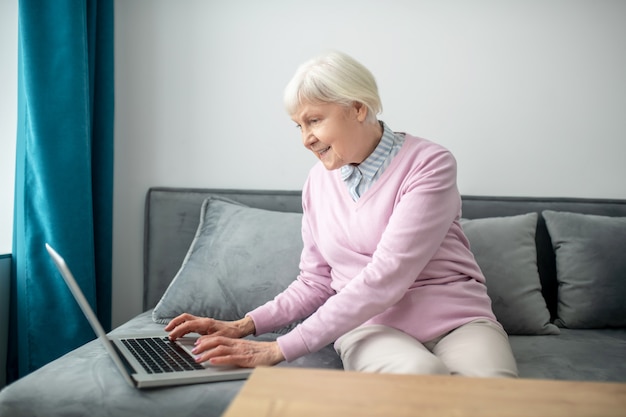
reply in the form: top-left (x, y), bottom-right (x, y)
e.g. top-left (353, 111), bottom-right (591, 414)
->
top-left (165, 313), bottom-right (255, 341)
top-left (165, 313), bottom-right (284, 368)
top-left (191, 337), bottom-right (285, 368)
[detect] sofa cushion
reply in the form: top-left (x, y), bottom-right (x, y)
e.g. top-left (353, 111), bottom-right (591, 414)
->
top-left (461, 213), bottom-right (559, 335)
top-left (543, 210), bottom-right (626, 329)
top-left (152, 196), bottom-right (303, 333)
top-left (509, 328), bottom-right (626, 381)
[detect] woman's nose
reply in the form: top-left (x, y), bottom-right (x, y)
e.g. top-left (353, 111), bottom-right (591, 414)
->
top-left (302, 128), bottom-right (315, 148)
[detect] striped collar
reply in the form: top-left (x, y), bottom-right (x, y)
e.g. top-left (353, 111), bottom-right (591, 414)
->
top-left (341, 121), bottom-right (396, 182)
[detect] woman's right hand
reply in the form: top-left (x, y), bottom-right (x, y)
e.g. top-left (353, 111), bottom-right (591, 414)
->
top-left (165, 313), bottom-right (256, 341)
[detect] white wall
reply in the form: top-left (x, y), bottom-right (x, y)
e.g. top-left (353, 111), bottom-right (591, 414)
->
top-left (0, 0), bottom-right (18, 255)
top-left (124, 0), bottom-right (625, 326)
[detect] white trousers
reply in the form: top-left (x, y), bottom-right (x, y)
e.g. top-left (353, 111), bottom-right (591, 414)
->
top-left (334, 320), bottom-right (518, 378)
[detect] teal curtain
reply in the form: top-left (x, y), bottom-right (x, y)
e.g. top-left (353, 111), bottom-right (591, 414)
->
top-left (8, 0), bottom-right (114, 381)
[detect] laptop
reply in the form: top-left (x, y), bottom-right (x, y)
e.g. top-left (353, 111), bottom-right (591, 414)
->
top-left (45, 243), bottom-right (252, 389)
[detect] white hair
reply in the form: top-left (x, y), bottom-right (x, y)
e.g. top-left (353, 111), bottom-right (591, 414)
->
top-left (283, 51), bottom-right (382, 123)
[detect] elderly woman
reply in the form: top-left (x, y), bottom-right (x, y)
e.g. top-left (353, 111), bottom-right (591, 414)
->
top-left (166, 51), bottom-right (518, 378)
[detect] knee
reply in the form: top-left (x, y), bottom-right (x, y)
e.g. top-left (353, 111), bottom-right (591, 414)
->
top-left (344, 350), bottom-right (451, 375)
top-left (336, 325), bottom-right (452, 376)
top-left (447, 355), bottom-right (519, 378)
top-left (436, 319), bottom-right (519, 378)
top-left (396, 355), bottom-right (450, 375)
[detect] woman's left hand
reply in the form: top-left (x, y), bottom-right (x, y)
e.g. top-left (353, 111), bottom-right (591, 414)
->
top-left (191, 336), bottom-right (285, 368)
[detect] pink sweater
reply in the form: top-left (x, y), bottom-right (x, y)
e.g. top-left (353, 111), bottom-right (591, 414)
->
top-left (247, 134), bottom-right (498, 362)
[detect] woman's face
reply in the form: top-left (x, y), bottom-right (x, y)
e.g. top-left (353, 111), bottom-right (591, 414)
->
top-left (291, 101), bottom-right (372, 171)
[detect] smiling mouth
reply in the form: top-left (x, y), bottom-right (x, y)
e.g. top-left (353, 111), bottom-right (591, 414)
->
top-left (316, 146), bottom-right (331, 157)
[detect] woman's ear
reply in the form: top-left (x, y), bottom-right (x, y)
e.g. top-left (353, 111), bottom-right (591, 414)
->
top-left (353, 101), bottom-right (369, 122)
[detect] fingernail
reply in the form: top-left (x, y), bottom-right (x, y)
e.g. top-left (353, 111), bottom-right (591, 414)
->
top-left (191, 347), bottom-right (198, 354)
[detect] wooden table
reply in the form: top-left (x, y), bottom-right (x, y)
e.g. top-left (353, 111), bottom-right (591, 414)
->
top-left (222, 367), bottom-right (626, 417)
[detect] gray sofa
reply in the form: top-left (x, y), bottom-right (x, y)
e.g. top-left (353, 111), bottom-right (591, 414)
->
top-left (1, 187), bottom-right (625, 417)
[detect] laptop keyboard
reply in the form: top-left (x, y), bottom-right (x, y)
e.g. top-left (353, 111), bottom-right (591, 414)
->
top-left (121, 337), bottom-right (205, 373)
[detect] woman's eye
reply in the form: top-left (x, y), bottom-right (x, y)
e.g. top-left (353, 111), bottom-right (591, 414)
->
top-left (295, 124), bottom-right (302, 130)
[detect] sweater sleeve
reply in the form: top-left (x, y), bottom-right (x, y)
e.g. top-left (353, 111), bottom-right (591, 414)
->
top-left (277, 145), bottom-right (463, 361)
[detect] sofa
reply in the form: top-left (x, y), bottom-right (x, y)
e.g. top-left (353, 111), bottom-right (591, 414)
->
top-left (1, 186), bottom-right (625, 417)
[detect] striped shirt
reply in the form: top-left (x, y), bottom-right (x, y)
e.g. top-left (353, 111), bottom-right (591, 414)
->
top-left (340, 122), bottom-right (405, 201)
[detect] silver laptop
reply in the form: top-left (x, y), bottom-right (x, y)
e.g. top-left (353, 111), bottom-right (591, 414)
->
top-left (45, 243), bottom-right (252, 389)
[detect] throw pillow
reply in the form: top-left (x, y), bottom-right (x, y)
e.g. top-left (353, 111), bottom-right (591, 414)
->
top-left (461, 213), bottom-right (559, 335)
top-left (542, 210), bottom-right (626, 329)
top-left (152, 196), bottom-right (304, 334)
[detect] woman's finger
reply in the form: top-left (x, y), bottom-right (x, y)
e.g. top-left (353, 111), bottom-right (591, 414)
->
top-left (168, 316), bottom-right (215, 340)
top-left (164, 313), bottom-right (197, 331)
top-left (167, 321), bottom-right (194, 340)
